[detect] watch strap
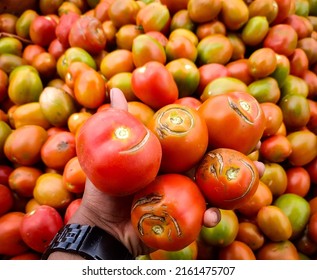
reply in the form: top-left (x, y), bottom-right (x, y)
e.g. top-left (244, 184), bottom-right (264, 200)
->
top-left (42, 224), bottom-right (134, 260)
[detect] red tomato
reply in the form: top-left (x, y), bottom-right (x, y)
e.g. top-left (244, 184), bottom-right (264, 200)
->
top-left (76, 108), bottom-right (162, 196)
top-left (198, 91), bottom-right (266, 155)
top-left (285, 166), bottom-right (310, 197)
top-left (131, 61), bottom-right (179, 110)
top-left (20, 205), bottom-right (64, 253)
top-left (256, 240), bottom-right (299, 260)
top-left (131, 174), bottom-right (206, 251)
top-left (195, 148), bottom-right (259, 210)
top-left (0, 184), bottom-right (14, 216)
top-left (0, 165), bottom-right (13, 185)
top-left (308, 212), bottom-right (317, 243)
top-left (147, 103), bottom-right (208, 173)
top-left (64, 198), bottom-right (82, 224)
top-left (218, 240), bottom-right (256, 260)
top-left (0, 212), bottom-right (29, 256)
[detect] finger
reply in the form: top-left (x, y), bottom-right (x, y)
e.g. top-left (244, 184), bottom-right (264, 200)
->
top-left (110, 88), bottom-right (128, 111)
top-left (203, 207), bottom-right (221, 228)
top-left (254, 160), bottom-right (265, 178)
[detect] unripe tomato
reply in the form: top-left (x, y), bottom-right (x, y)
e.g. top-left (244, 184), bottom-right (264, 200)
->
top-left (76, 108), bottom-right (162, 196)
top-left (131, 174), bottom-right (206, 251)
top-left (195, 148), bottom-right (259, 210)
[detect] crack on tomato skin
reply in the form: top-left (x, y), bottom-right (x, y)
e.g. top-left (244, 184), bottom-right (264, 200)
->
top-left (120, 128), bottom-right (150, 154)
top-left (137, 213), bottom-right (165, 235)
top-left (131, 193), bottom-right (163, 211)
top-left (228, 97), bottom-right (254, 125)
top-left (226, 167), bottom-right (240, 181)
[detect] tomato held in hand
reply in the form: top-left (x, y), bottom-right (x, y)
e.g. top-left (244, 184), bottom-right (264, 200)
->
top-left (195, 148), bottom-right (259, 210)
top-left (198, 91), bottom-right (265, 155)
top-left (76, 108), bottom-right (162, 196)
top-left (131, 174), bottom-right (206, 251)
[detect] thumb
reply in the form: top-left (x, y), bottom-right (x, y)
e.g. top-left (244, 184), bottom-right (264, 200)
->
top-left (110, 88), bottom-right (128, 111)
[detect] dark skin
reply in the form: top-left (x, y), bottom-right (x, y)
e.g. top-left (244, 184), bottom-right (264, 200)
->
top-left (48, 88), bottom-right (265, 260)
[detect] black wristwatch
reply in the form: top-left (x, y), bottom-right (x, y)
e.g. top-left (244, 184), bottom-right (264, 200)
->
top-left (42, 224), bottom-right (134, 260)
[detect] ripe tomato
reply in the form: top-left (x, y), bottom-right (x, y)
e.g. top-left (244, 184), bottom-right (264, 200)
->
top-left (256, 240), bottom-right (299, 260)
top-left (173, 97), bottom-right (202, 110)
top-left (131, 174), bottom-right (206, 251)
top-left (237, 180), bottom-right (273, 218)
top-left (8, 166), bottom-right (43, 198)
top-left (260, 102), bottom-right (283, 137)
top-left (76, 108), bottom-right (162, 196)
top-left (147, 103), bottom-right (208, 173)
top-left (10, 252), bottom-right (41, 260)
top-left (131, 61), bottom-right (179, 110)
top-left (67, 111), bottom-right (92, 134)
top-left (285, 166), bottom-right (311, 197)
top-left (308, 212), bottom-right (317, 243)
top-left (198, 91), bottom-right (265, 155)
top-left (127, 101), bottom-right (155, 126)
top-left (218, 240), bottom-right (256, 260)
top-left (20, 205), bottom-right (64, 253)
top-left (195, 148), bottom-right (259, 210)
top-left (149, 240), bottom-right (198, 260)
top-left (248, 48), bottom-right (277, 79)
top-left (199, 209), bottom-right (239, 247)
top-left (64, 198), bottom-right (82, 224)
top-left (4, 125), bottom-right (48, 166)
top-left (0, 212), bottom-right (29, 256)
top-left (41, 131), bottom-right (77, 170)
top-left (0, 184), bottom-right (14, 216)
top-left (62, 156), bottom-right (86, 194)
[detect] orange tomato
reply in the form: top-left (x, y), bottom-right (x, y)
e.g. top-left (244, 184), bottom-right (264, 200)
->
top-left (0, 184), bottom-right (14, 216)
top-left (147, 103), bottom-right (208, 173)
top-left (248, 48), bottom-right (277, 79)
top-left (41, 131), bottom-right (77, 170)
top-left (62, 156), bottom-right (86, 194)
top-left (67, 111), bottom-right (92, 134)
top-left (4, 125), bottom-right (48, 166)
top-left (107, 0), bottom-right (139, 28)
top-left (127, 101), bottom-right (155, 126)
top-left (8, 166), bottom-right (43, 198)
top-left (256, 240), bottom-right (299, 260)
top-left (260, 102), bottom-right (284, 137)
top-left (33, 173), bottom-right (73, 210)
top-left (236, 222), bottom-right (265, 251)
top-left (115, 24), bottom-right (143, 50)
top-left (218, 240), bottom-right (256, 260)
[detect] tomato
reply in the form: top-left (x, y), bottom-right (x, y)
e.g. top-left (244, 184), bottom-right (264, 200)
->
top-left (0, 120), bottom-right (12, 160)
top-left (11, 102), bottom-right (51, 129)
top-left (248, 48), bottom-right (277, 79)
top-left (271, 0), bottom-right (294, 25)
top-left (31, 51), bottom-right (57, 80)
top-left (62, 156), bottom-right (86, 194)
top-left (241, 16), bottom-right (269, 47)
top-left (286, 129), bottom-right (317, 166)
top-left (195, 148), bottom-right (259, 210)
top-left (260, 102), bottom-right (283, 137)
top-left (285, 166), bottom-right (310, 197)
top-left (237, 180), bottom-right (273, 218)
top-left (64, 198), bottom-right (82, 224)
top-left (173, 97), bottom-right (202, 110)
top-left (160, 0), bottom-right (189, 15)
top-left (257, 240), bottom-right (299, 260)
top-left (295, 227), bottom-right (317, 257)
top-left (297, 37), bottom-right (317, 66)
top-left (302, 70), bottom-right (317, 99)
top-left (280, 75), bottom-right (309, 99)
top-left (147, 103), bottom-right (208, 173)
top-left (0, 184), bottom-right (14, 216)
top-left (107, 0), bottom-right (139, 28)
top-left (218, 240), bottom-right (256, 260)
top-left (136, 2), bottom-right (171, 34)
top-left (8, 166), bottom-right (43, 198)
top-left (4, 125), bottom-right (48, 166)
top-left (257, 205), bottom-right (292, 242)
top-left (0, 212), bottom-right (29, 256)
top-left (260, 163), bottom-right (288, 197)
top-left (115, 24), bottom-right (143, 50)
top-left (236, 222), bottom-right (265, 251)
top-left (33, 173), bottom-right (73, 210)
top-left (197, 63), bottom-right (230, 95)
top-left (0, 68), bottom-right (8, 102)
top-left (67, 111), bottom-right (92, 134)
top-left (220, 0), bottom-right (249, 30)
top-left (10, 252), bottom-right (41, 260)
top-left (196, 34), bottom-right (233, 65)
top-left (274, 193), bottom-right (311, 239)
top-left (308, 212), bottom-right (317, 243)
top-left (131, 34), bottom-right (166, 67)
top-left (20, 205), bottom-right (64, 253)
top-left (305, 156), bottom-right (317, 184)
top-left (279, 94), bottom-right (310, 130)
top-left (263, 24), bottom-right (298, 57)
top-left (127, 101), bottom-right (155, 126)
top-left (187, 0), bottom-right (221, 23)
top-left (25, 198), bottom-right (41, 213)
top-left (283, 14), bottom-right (313, 39)
top-left (165, 35), bottom-right (197, 62)
top-left (226, 59), bottom-right (254, 86)
top-left (131, 174), bottom-right (206, 251)
top-left (169, 28), bottom-right (198, 47)
top-left (289, 48), bottom-right (309, 77)
top-left (22, 44), bottom-right (46, 65)
top-left (259, 135), bottom-right (292, 163)
top-left (41, 131), bottom-right (77, 171)
top-left (198, 91), bottom-right (266, 155)
top-left (270, 54), bottom-right (290, 88)
top-left (149, 240), bottom-right (198, 260)
top-left (131, 61), bottom-right (179, 110)
top-left (76, 108), bottom-right (162, 196)
top-left (199, 209), bottom-right (239, 247)
top-left (227, 32), bottom-right (246, 61)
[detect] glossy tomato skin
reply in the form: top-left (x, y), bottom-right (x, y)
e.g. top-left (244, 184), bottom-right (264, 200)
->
top-left (76, 108), bottom-right (162, 196)
top-left (195, 148), bottom-right (259, 210)
top-left (131, 61), bottom-right (179, 110)
top-left (131, 174), bottom-right (206, 251)
top-left (198, 91), bottom-right (265, 155)
top-left (20, 205), bottom-right (64, 253)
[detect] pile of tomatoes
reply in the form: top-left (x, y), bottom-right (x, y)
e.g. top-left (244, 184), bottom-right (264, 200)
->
top-left (1, 0), bottom-right (317, 260)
